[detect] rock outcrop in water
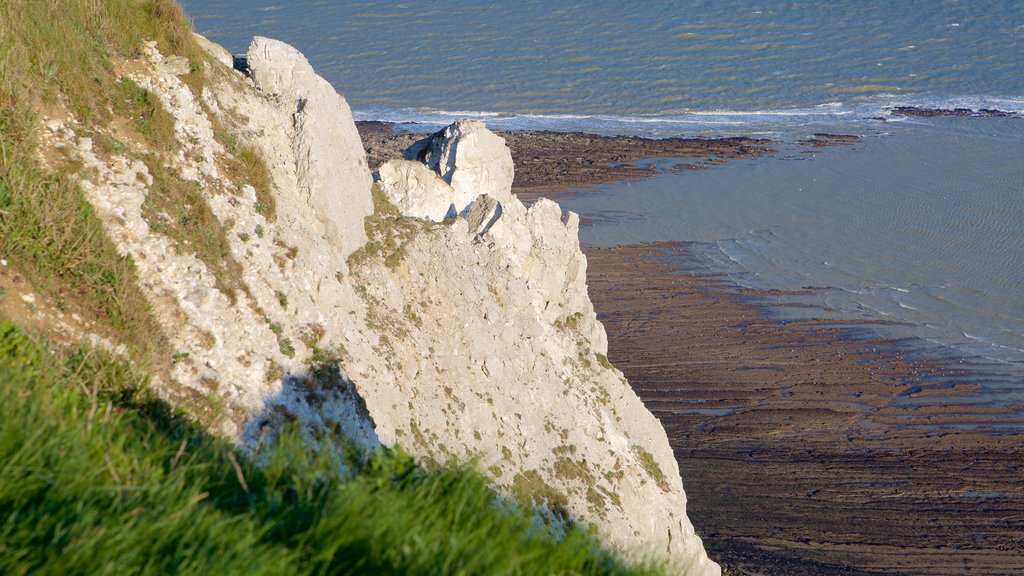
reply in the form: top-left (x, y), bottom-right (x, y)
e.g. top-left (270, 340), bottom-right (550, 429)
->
top-left (38, 34), bottom-right (719, 575)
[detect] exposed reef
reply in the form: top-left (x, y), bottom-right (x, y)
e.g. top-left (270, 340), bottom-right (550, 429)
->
top-left (887, 106), bottom-right (1020, 118)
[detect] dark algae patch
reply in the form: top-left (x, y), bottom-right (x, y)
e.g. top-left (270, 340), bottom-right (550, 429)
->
top-left (887, 106), bottom-right (1020, 118)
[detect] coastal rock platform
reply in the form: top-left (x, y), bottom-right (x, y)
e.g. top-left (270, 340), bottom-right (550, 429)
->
top-left (586, 242), bottom-right (1024, 576)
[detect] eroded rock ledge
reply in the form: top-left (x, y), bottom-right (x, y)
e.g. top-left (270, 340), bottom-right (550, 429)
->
top-left (43, 34), bottom-right (719, 575)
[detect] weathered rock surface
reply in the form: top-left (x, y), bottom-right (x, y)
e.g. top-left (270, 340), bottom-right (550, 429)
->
top-left (194, 33), bottom-right (233, 69)
top-left (46, 34), bottom-right (718, 576)
top-left (354, 116), bottom-right (713, 573)
top-left (405, 119), bottom-right (516, 210)
top-left (377, 159), bottom-right (456, 222)
top-left (246, 36), bottom-right (373, 258)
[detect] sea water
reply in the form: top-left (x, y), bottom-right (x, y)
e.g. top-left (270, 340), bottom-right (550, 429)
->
top-left (181, 1), bottom-right (1024, 379)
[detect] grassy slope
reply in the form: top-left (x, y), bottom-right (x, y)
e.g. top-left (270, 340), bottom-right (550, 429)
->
top-left (0, 2), bottom-right (669, 574)
top-left (0, 320), bottom-right (658, 575)
top-left (0, 0), bottom-right (192, 367)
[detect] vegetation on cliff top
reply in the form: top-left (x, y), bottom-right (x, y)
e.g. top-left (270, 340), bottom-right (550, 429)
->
top-left (0, 321), bottom-right (665, 575)
top-left (0, 2), bottom-right (672, 574)
top-left (0, 0), bottom-right (200, 368)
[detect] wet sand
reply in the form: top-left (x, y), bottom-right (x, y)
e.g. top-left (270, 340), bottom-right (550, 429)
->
top-left (356, 121), bottom-right (1024, 575)
top-left (585, 243), bottom-right (1024, 576)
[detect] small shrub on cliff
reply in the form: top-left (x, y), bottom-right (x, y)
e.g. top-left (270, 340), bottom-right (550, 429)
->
top-left (633, 446), bottom-right (671, 492)
top-left (348, 182), bottom-right (434, 271)
top-left (230, 144), bottom-right (277, 220)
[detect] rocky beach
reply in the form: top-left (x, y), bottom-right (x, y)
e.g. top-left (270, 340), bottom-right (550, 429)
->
top-left (5, 1), bottom-right (1023, 573)
top-left (361, 121), bottom-right (1024, 575)
top-left (587, 243), bottom-right (1024, 576)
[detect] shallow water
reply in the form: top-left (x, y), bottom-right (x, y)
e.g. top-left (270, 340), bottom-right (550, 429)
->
top-left (182, 0), bottom-right (1024, 382)
top-left (562, 118), bottom-right (1024, 375)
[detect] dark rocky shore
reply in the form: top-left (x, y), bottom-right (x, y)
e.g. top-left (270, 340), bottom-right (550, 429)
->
top-left (356, 120), bottom-right (1024, 576)
top-left (887, 106), bottom-right (1020, 118)
top-left (357, 120), bottom-right (774, 197)
top-left (586, 243), bottom-right (1024, 576)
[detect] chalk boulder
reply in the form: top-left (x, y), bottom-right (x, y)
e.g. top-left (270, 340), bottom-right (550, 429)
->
top-left (246, 36), bottom-right (373, 258)
top-left (378, 159), bottom-right (457, 222)
top-left (404, 120), bottom-right (515, 212)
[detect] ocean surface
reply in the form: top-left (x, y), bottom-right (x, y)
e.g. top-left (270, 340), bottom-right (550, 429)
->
top-left (182, 1), bottom-right (1024, 385)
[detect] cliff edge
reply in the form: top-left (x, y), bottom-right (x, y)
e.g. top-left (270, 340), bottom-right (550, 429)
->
top-left (34, 33), bottom-right (718, 575)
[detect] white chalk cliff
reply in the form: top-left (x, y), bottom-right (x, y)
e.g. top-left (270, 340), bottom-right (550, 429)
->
top-left (41, 34), bottom-right (719, 575)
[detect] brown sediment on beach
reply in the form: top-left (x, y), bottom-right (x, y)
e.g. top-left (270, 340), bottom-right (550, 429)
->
top-left (585, 242), bottom-right (1024, 576)
top-left (496, 130), bottom-right (773, 197)
top-left (356, 120), bottom-right (774, 197)
top-left (356, 120), bottom-right (423, 172)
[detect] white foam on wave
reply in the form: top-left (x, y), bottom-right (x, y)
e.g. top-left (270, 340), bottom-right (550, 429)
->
top-left (886, 94), bottom-right (1024, 114)
top-left (354, 93), bottom-right (1023, 138)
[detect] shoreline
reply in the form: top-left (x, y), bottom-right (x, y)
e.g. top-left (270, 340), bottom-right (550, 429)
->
top-left (356, 120), bottom-right (1024, 575)
top-left (357, 120), bottom-right (775, 198)
top-left (585, 242), bottom-right (1023, 576)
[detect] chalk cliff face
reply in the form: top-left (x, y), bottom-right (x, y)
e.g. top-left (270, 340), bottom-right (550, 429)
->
top-left (41, 34), bottom-right (718, 575)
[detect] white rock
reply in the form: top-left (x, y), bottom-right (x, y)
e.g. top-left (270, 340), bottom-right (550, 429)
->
top-left (246, 36), bottom-right (373, 258)
top-left (464, 194), bottom-right (502, 238)
top-left (161, 55), bottom-right (191, 76)
top-left (193, 32), bottom-right (233, 70)
top-left (405, 119), bottom-right (515, 212)
top-left (374, 119), bottom-right (715, 574)
top-left (377, 159), bottom-right (456, 222)
top-left (241, 184), bottom-right (258, 204)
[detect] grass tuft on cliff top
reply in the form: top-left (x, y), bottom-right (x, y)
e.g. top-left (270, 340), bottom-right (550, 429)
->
top-left (0, 321), bottom-right (666, 575)
top-left (0, 0), bottom-right (204, 367)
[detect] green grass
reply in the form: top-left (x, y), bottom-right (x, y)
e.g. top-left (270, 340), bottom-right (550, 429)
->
top-left (112, 77), bottom-right (178, 151)
top-left (0, 0), bottom-right (202, 120)
top-left (0, 0), bottom-right (203, 366)
top-left (224, 144), bottom-right (276, 220)
top-left (142, 160), bottom-right (247, 303)
top-left (632, 447), bottom-right (670, 493)
top-left (349, 183), bottom-right (431, 270)
top-left (0, 105), bottom-right (166, 366)
top-left (0, 320), bottom-right (666, 575)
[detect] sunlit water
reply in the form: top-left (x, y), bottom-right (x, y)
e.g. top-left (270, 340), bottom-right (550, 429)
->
top-left (182, 1), bottom-right (1024, 380)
